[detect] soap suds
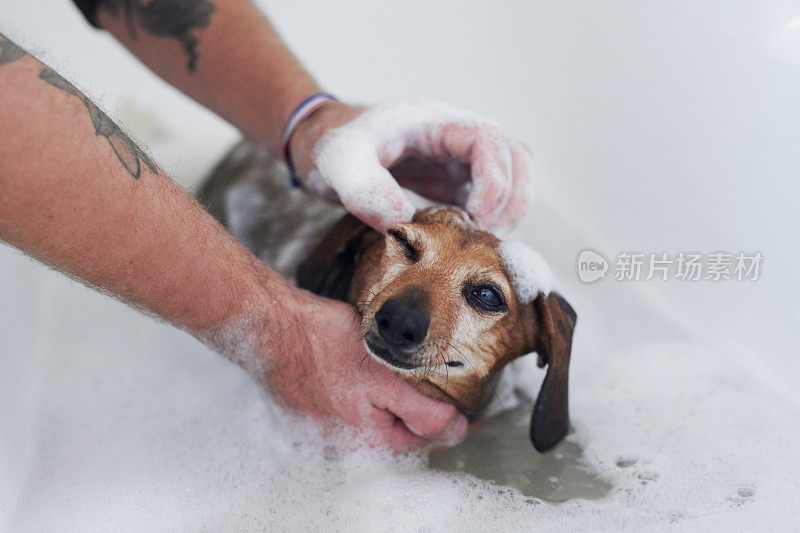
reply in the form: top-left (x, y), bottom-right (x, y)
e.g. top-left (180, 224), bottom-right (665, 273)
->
top-left (194, 301), bottom-right (270, 378)
top-left (3, 229), bottom-right (800, 532)
top-left (308, 99), bottom-right (519, 225)
top-left (498, 240), bottom-right (555, 303)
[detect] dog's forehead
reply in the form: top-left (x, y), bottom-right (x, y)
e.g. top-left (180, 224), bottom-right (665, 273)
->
top-left (404, 215), bottom-right (553, 300)
top-left (411, 206), bottom-right (474, 227)
top-left (393, 207), bottom-right (555, 305)
top-left (404, 214), bottom-right (504, 274)
top-left (407, 208), bottom-right (496, 248)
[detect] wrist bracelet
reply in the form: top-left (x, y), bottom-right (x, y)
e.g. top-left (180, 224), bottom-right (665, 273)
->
top-left (282, 92), bottom-right (338, 187)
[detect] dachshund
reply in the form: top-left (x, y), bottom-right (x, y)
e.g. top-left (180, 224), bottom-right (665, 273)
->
top-left (198, 141), bottom-right (576, 452)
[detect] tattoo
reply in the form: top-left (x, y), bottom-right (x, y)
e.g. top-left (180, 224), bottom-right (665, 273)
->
top-left (0, 36), bottom-right (28, 66)
top-left (99, 0), bottom-right (216, 72)
top-left (39, 68), bottom-right (158, 179)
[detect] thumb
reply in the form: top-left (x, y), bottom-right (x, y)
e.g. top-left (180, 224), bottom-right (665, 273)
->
top-left (313, 130), bottom-right (415, 232)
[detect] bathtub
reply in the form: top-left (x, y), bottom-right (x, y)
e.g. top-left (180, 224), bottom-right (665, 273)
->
top-left (2, 0), bottom-right (799, 530)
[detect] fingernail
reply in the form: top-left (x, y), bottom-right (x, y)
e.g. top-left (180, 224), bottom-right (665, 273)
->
top-left (442, 415), bottom-right (469, 445)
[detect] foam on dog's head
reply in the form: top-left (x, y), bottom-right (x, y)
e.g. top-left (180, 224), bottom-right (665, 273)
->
top-left (497, 240), bottom-right (554, 304)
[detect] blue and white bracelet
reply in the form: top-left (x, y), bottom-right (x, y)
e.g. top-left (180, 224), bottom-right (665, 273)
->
top-left (282, 92), bottom-right (338, 187)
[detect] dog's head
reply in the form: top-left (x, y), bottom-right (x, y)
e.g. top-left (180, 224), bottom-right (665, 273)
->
top-left (352, 207), bottom-right (575, 452)
top-left (297, 206), bottom-right (576, 452)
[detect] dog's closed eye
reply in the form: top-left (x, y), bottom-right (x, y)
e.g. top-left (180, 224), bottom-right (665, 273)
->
top-left (387, 229), bottom-right (420, 262)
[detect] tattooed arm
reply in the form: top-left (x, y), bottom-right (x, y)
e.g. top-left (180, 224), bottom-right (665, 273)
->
top-left (90, 0), bottom-right (321, 155)
top-left (0, 35), bottom-right (467, 450)
top-left (0, 34), bottom-right (287, 330)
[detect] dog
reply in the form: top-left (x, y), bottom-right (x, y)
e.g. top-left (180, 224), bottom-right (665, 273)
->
top-left (198, 141), bottom-right (576, 452)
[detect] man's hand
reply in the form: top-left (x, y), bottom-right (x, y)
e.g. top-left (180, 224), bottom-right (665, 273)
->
top-left (263, 289), bottom-right (469, 451)
top-left (289, 99), bottom-right (533, 232)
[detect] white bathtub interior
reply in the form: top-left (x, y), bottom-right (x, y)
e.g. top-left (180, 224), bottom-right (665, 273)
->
top-left (2, 0), bottom-right (799, 530)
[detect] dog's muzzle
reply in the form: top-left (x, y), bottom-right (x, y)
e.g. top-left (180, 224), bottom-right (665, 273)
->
top-left (366, 297), bottom-right (430, 370)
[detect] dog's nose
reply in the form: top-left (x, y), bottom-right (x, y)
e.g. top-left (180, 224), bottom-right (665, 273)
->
top-left (375, 298), bottom-right (430, 349)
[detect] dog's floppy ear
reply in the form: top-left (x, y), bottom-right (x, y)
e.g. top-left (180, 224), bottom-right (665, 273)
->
top-left (296, 214), bottom-right (376, 301)
top-left (529, 291), bottom-right (576, 452)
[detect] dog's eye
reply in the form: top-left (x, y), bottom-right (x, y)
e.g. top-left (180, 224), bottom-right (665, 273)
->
top-left (466, 284), bottom-right (508, 312)
top-left (476, 287), bottom-right (502, 307)
top-left (387, 229), bottom-right (420, 262)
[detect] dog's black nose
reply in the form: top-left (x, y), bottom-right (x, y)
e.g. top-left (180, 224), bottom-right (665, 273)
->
top-left (375, 298), bottom-right (430, 349)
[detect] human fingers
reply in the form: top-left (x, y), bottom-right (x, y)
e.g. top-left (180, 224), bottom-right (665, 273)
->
top-left (369, 375), bottom-right (468, 444)
top-left (312, 129), bottom-right (415, 231)
top-left (481, 140), bottom-right (533, 229)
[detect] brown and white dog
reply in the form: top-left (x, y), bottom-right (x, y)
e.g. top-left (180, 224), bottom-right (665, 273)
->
top-left (199, 142), bottom-right (577, 452)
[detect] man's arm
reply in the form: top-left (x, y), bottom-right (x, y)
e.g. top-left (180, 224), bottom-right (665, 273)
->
top-left (0, 34), bottom-right (282, 332)
top-left (0, 34), bottom-right (467, 449)
top-left (90, 0), bottom-right (320, 155)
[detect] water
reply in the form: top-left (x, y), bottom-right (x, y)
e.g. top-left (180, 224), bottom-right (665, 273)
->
top-left (430, 403), bottom-right (612, 502)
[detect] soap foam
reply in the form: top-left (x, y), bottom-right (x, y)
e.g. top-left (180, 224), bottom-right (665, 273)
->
top-left (308, 99), bottom-right (515, 225)
top-left (3, 236), bottom-right (800, 532)
top-left (498, 240), bottom-right (555, 303)
top-left (194, 301), bottom-right (269, 378)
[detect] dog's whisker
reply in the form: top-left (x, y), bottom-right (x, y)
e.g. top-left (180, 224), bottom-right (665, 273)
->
top-left (442, 350), bottom-right (449, 390)
top-left (444, 339), bottom-right (502, 409)
top-left (449, 340), bottom-right (503, 405)
top-left (448, 342), bottom-right (474, 370)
